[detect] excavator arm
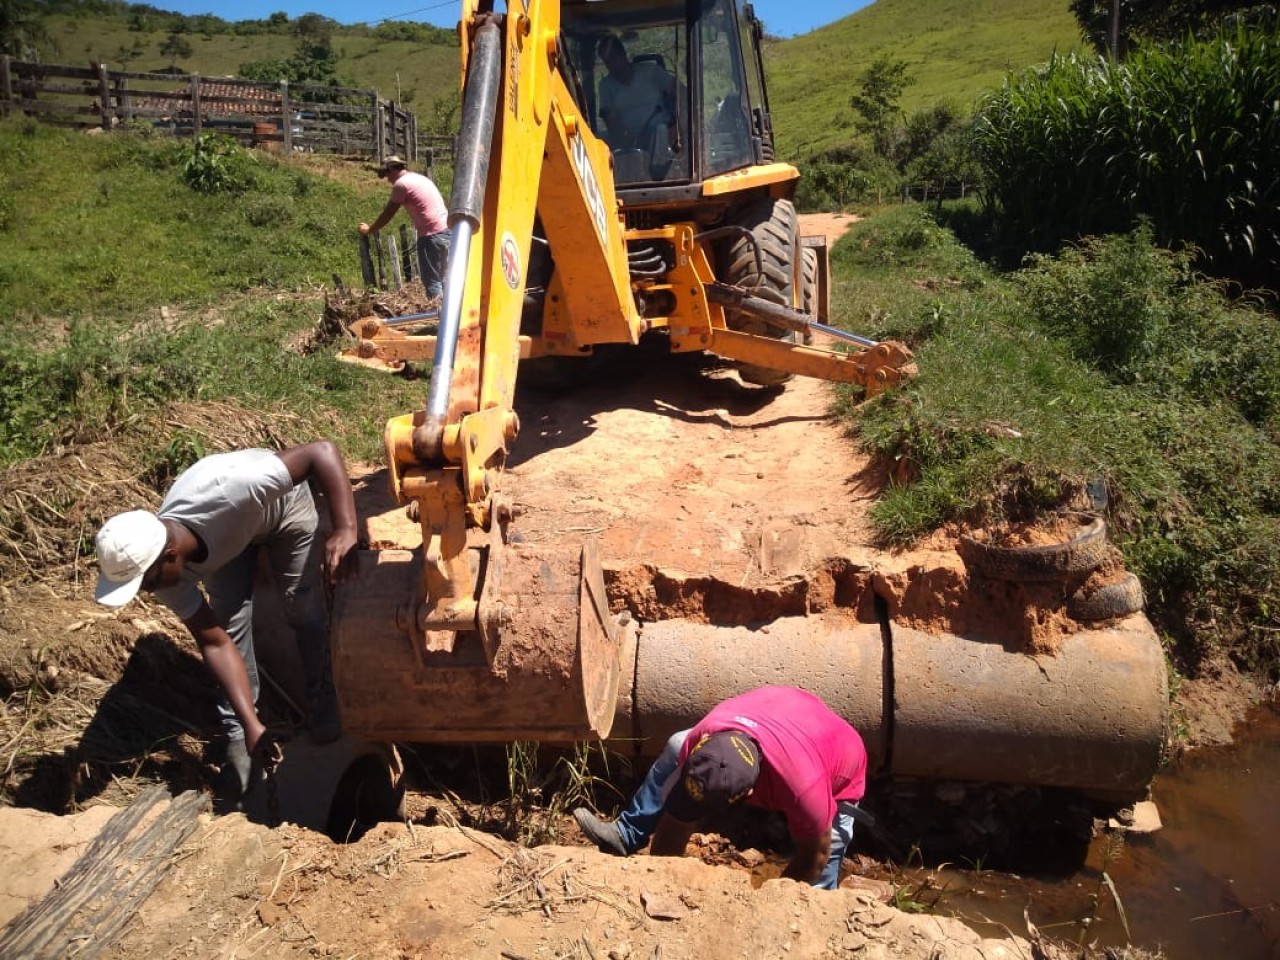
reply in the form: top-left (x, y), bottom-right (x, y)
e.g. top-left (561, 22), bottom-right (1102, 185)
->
top-left (332, 0), bottom-right (914, 743)
top-left (334, 1), bottom-right (634, 741)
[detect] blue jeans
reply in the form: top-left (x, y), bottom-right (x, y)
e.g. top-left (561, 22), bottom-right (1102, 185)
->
top-left (203, 486), bottom-right (331, 742)
top-left (616, 729), bottom-right (858, 890)
top-left (416, 230), bottom-right (448, 299)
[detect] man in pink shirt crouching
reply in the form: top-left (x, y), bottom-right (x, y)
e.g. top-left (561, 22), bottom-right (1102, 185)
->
top-left (574, 685), bottom-right (868, 889)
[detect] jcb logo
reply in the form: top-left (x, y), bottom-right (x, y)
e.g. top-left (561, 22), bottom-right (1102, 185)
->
top-left (571, 133), bottom-right (609, 246)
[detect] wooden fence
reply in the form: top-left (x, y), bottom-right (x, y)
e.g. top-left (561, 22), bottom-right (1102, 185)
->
top-left (0, 56), bottom-right (416, 162)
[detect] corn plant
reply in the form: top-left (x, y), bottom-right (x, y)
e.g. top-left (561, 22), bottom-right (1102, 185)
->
top-left (973, 26), bottom-right (1279, 287)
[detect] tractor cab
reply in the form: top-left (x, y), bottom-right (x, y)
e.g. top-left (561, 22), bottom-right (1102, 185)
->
top-left (561, 0), bottom-right (778, 190)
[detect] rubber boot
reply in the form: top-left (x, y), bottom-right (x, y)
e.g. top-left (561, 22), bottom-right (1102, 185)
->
top-left (214, 738), bottom-right (252, 801)
top-left (309, 684), bottom-right (343, 745)
top-left (573, 807), bottom-right (628, 856)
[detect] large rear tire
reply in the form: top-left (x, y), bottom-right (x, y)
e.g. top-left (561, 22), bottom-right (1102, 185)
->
top-left (799, 245), bottom-right (819, 345)
top-left (718, 197), bottom-right (799, 385)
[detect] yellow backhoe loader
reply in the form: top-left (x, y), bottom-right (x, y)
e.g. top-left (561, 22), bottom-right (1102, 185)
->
top-left (328, 0), bottom-right (1167, 805)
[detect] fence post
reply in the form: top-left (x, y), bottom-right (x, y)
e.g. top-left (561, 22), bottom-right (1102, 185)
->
top-left (387, 234), bottom-right (403, 289)
top-left (372, 92), bottom-right (383, 164)
top-left (97, 63), bottom-right (112, 131)
top-left (280, 80), bottom-right (293, 153)
top-left (190, 73), bottom-right (202, 138)
top-left (120, 76), bottom-right (132, 123)
top-left (399, 224), bottom-right (415, 280)
top-left (359, 234), bottom-right (377, 287)
top-left (373, 231), bottom-right (387, 289)
top-left (1, 56), bottom-right (12, 118)
top-left (408, 111), bottom-right (418, 165)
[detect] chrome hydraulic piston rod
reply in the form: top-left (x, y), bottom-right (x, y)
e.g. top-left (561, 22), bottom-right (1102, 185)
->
top-left (420, 18), bottom-right (502, 450)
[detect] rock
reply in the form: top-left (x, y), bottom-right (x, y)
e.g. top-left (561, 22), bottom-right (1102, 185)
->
top-left (1109, 800), bottom-right (1160, 833)
top-left (640, 889), bottom-right (690, 921)
top-left (1128, 800), bottom-right (1162, 834)
top-left (842, 930), bottom-right (867, 951)
top-left (839, 876), bottom-right (894, 902)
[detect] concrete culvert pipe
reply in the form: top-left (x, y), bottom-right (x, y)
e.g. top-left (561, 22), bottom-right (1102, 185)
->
top-left (615, 617), bottom-right (888, 770)
top-left (890, 619), bottom-right (1167, 794)
top-left (614, 613), bottom-right (1167, 797)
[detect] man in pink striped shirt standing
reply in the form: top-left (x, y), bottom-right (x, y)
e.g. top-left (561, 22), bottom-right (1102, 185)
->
top-left (359, 155), bottom-right (449, 300)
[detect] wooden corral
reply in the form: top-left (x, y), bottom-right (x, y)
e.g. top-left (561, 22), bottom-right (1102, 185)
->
top-left (0, 56), bottom-right (443, 163)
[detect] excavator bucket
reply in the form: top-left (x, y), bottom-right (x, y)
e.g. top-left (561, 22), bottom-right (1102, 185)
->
top-left (330, 539), bottom-right (621, 742)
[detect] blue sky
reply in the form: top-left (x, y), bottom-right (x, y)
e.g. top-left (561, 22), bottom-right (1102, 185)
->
top-left (157, 1), bottom-right (875, 39)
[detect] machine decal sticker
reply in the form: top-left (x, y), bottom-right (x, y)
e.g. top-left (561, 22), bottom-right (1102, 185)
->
top-left (572, 132), bottom-right (609, 245)
top-left (501, 233), bottom-right (522, 289)
top-left (507, 40), bottom-right (521, 116)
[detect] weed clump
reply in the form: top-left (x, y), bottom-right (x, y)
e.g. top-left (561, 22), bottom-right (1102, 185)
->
top-left (179, 133), bottom-right (258, 194)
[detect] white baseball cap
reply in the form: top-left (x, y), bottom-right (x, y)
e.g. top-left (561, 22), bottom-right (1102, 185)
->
top-left (94, 510), bottom-right (167, 607)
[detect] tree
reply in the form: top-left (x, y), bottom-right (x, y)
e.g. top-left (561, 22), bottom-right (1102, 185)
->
top-left (114, 36), bottom-right (145, 70)
top-left (1071, 0), bottom-right (1278, 55)
top-left (1, 0), bottom-right (52, 59)
top-left (849, 54), bottom-right (913, 158)
top-left (160, 32), bottom-right (193, 68)
top-left (293, 12), bottom-right (336, 45)
top-left (239, 20), bottom-right (347, 87)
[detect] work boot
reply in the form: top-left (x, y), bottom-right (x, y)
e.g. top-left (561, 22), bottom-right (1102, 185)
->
top-left (309, 686), bottom-right (343, 745)
top-left (573, 807), bottom-right (628, 857)
top-left (214, 737), bottom-right (252, 801)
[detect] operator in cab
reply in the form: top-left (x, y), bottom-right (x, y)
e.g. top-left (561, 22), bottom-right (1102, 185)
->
top-left (92, 441), bottom-right (358, 801)
top-left (573, 685), bottom-right (868, 889)
top-left (596, 33), bottom-right (677, 153)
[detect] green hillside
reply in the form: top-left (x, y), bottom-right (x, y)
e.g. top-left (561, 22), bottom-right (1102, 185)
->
top-left (766, 0), bottom-right (1086, 156)
top-left (37, 0), bottom-right (1084, 153)
top-left (42, 13), bottom-right (459, 115)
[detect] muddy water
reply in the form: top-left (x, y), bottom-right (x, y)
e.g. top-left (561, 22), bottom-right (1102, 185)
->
top-left (917, 706), bottom-right (1280, 958)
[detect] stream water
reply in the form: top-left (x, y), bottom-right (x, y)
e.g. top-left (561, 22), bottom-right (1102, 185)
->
top-left (917, 704), bottom-right (1280, 958)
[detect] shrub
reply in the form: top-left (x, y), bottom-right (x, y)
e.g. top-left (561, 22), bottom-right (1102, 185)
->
top-left (1017, 226), bottom-right (1280, 426)
top-left (180, 134), bottom-right (257, 194)
top-left (1016, 225), bottom-right (1179, 383)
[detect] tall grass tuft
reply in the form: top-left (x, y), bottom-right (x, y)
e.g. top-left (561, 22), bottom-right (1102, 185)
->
top-left (973, 26), bottom-right (1280, 287)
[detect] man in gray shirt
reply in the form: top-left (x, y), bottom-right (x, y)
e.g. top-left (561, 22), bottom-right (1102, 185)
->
top-left (94, 440), bottom-right (358, 798)
top-left (597, 34), bottom-right (677, 152)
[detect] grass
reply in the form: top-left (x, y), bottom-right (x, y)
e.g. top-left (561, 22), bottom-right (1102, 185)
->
top-left (0, 121), bottom-right (381, 319)
top-left (827, 203), bottom-right (1280, 679)
top-left (0, 118), bottom-right (421, 467)
top-left (41, 13), bottom-right (460, 116)
top-left (503, 740), bottom-right (622, 846)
